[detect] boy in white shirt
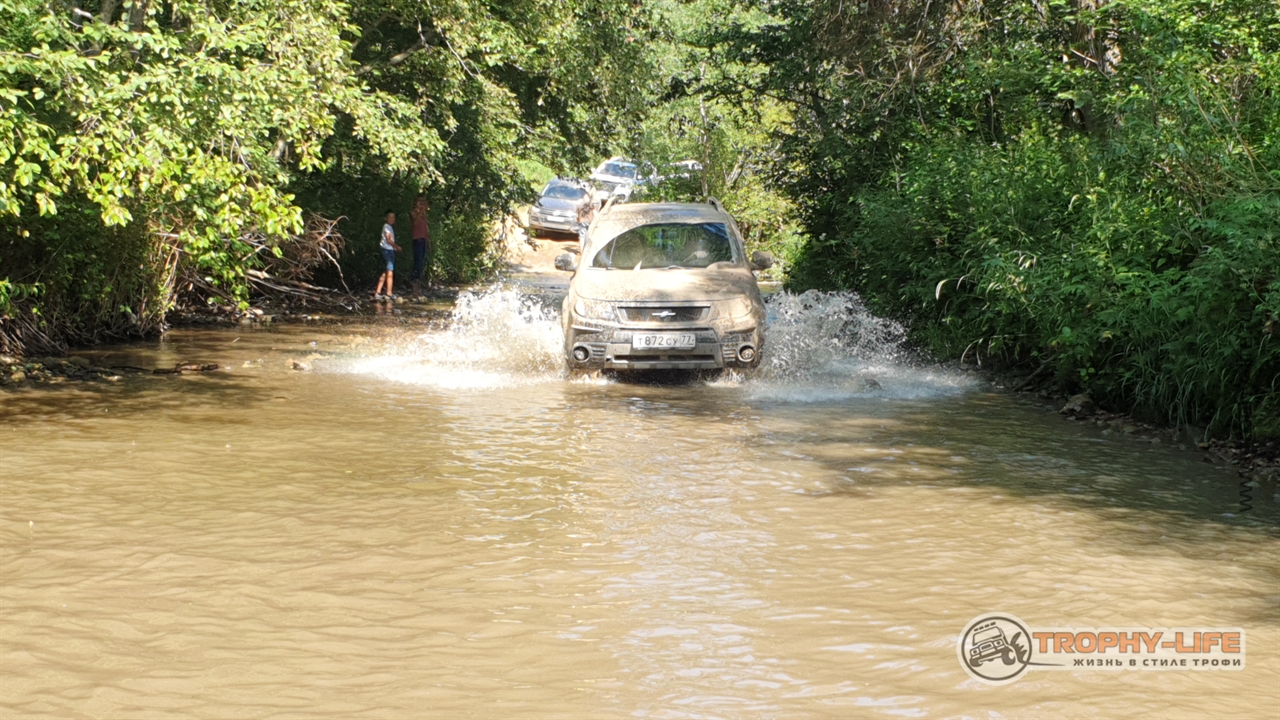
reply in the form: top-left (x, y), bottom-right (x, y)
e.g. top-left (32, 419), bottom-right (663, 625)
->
top-left (374, 210), bottom-right (402, 299)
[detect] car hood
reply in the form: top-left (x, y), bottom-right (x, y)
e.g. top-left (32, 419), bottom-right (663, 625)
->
top-left (535, 197), bottom-right (580, 212)
top-left (571, 266), bottom-right (761, 303)
top-left (591, 173), bottom-right (634, 186)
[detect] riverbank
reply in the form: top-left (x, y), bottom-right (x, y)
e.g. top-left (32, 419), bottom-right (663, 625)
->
top-left (947, 360), bottom-right (1280, 488)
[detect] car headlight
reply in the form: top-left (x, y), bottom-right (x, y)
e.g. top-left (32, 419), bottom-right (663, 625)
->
top-left (574, 298), bottom-right (616, 322)
top-left (717, 297), bottom-right (756, 320)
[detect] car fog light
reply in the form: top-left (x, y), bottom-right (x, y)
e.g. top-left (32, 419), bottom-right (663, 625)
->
top-left (572, 346), bottom-right (590, 362)
top-left (737, 345), bottom-right (756, 362)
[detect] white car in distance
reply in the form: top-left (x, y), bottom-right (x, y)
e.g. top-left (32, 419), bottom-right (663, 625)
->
top-left (589, 157), bottom-right (639, 203)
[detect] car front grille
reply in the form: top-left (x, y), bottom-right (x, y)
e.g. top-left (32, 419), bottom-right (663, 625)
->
top-left (619, 306), bottom-right (709, 322)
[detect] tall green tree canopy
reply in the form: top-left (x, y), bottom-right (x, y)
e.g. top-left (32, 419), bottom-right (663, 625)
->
top-left (1, 0), bottom-right (439, 247)
top-left (1, 0), bottom-right (652, 349)
top-left (719, 0), bottom-right (1279, 435)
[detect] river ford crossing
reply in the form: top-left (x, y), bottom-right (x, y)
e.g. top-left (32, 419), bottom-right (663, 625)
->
top-left (1, 283), bottom-right (1277, 718)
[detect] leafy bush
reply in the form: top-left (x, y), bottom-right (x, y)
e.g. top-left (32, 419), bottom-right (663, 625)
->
top-left (1, 198), bottom-right (160, 354)
top-left (739, 0), bottom-right (1280, 437)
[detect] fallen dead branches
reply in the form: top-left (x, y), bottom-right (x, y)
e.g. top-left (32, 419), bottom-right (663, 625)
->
top-left (262, 213), bottom-right (349, 291)
top-left (172, 213), bottom-right (350, 312)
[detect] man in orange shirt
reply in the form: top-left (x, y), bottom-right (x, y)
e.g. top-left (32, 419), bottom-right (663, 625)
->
top-left (409, 195), bottom-right (431, 296)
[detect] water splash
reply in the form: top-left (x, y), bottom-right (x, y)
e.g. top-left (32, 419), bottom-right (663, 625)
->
top-left (348, 285), bottom-right (971, 398)
top-left (350, 287), bottom-right (567, 390)
top-left (761, 291), bottom-right (907, 379)
top-left (737, 290), bottom-right (974, 401)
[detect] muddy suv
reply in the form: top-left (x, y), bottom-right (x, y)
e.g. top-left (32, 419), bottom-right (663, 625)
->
top-left (556, 199), bottom-right (772, 371)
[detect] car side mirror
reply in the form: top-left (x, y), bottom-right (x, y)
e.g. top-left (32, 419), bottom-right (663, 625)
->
top-left (750, 251), bottom-right (774, 271)
top-left (554, 253), bottom-right (577, 272)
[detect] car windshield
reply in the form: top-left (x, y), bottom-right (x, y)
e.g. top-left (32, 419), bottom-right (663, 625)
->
top-left (974, 629), bottom-right (1001, 643)
top-left (597, 163), bottom-right (637, 179)
top-left (542, 184), bottom-right (587, 201)
top-left (591, 222), bottom-right (738, 270)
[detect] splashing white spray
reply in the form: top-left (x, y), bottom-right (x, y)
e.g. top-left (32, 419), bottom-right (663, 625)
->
top-left (348, 285), bottom-right (972, 397)
top-left (350, 287), bottom-right (566, 390)
top-left (761, 291), bottom-right (907, 379)
top-left (735, 290), bottom-right (974, 401)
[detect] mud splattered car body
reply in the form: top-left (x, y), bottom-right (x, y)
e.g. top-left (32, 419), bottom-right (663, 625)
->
top-left (560, 200), bottom-right (770, 371)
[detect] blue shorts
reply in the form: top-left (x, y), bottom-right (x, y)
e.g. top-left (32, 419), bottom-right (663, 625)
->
top-left (381, 246), bottom-right (395, 271)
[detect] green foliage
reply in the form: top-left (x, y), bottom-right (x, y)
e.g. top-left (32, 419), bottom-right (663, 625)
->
top-left (292, 0), bottom-right (657, 287)
top-left (1, 0), bottom-right (652, 347)
top-left (516, 160), bottom-right (558, 192)
top-left (0, 0), bottom-right (440, 255)
top-left (1, 199), bottom-right (159, 353)
top-left (627, 0), bottom-right (804, 274)
top-left (0, 0), bottom-right (442, 347)
top-left (732, 0), bottom-right (1279, 436)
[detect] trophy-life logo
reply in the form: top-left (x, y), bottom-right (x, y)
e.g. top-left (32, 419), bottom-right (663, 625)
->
top-left (957, 613), bottom-right (1246, 684)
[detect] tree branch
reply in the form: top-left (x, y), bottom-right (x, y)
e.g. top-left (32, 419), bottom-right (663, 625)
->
top-left (357, 21), bottom-right (429, 75)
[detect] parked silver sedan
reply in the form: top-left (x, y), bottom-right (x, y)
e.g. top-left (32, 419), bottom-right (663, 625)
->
top-left (556, 199), bottom-right (772, 371)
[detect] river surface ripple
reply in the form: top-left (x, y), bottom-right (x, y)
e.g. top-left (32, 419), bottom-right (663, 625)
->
top-left (2, 289), bottom-right (1277, 718)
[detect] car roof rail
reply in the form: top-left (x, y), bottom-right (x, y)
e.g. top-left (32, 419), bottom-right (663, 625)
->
top-left (706, 196), bottom-right (725, 212)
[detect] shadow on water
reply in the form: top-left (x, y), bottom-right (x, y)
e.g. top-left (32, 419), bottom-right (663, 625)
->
top-left (557, 383), bottom-right (1280, 629)
top-left (806, 398), bottom-right (1277, 525)
top-left (0, 372), bottom-right (273, 424)
top-left (614, 383), bottom-right (1280, 530)
top-left (541, 319), bottom-right (1278, 529)
top-left (0, 324), bottom-right (357, 423)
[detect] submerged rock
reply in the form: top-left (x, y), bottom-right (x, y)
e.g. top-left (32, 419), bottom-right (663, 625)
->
top-left (1060, 393), bottom-right (1095, 416)
top-left (153, 363), bottom-right (220, 375)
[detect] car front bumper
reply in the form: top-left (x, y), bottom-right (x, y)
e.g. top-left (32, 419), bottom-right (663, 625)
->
top-left (565, 323), bottom-right (762, 371)
top-left (528, 213), bottom-right (579, 234)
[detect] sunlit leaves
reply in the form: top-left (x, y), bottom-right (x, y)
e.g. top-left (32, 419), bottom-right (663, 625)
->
top-left (737, 0), bottom-right (1280, 436)
top-left (0, 0), bottom-right (444, 288)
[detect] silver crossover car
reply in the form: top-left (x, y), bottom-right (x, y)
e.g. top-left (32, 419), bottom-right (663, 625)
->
top-left (528, 178), bottom-right (590, 236)
top-left (557, 199), bottom-right (772, 371)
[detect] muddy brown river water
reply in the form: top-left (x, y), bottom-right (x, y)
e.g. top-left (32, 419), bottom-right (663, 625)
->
top-left (2, 286), bottom-right (1277, 718)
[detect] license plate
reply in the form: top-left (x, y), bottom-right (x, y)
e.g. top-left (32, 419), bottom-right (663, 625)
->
top-left (631, 332), bottom-right (697, 350)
